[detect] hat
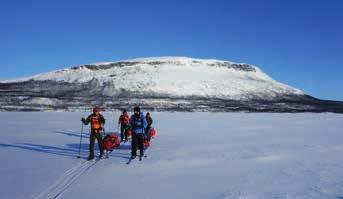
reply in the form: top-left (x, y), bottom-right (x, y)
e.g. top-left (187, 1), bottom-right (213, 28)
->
top-left (133, 106), bottom-right (140, 112)
top-left (93, 106), bottom-right (100, 113)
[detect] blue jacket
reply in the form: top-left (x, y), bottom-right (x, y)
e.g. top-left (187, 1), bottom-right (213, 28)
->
top-left (129, 112), bottom-right (147, 134)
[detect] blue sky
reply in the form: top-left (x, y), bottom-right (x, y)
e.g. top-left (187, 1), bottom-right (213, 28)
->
top-left (0, 0), bottom-right (342, 100)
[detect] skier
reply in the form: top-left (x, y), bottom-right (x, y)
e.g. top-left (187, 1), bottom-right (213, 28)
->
top-left (145, 112), bottom-right (153, 142)
top-left (129, 106), bottom-right (147, 159)
top-left (81, 106), bottom-right (106, 160)
top-left (118, 109), bottom-right (130, 142)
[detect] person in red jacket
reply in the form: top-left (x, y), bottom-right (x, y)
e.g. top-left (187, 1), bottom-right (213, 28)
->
top-left (81, 106), bottom-right (106, 160)
top-left (118, 109), bottom-right (130, 142)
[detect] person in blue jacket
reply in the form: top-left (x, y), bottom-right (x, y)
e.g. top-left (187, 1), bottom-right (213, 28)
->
top-left (129, 106), bottom-right (147, 159)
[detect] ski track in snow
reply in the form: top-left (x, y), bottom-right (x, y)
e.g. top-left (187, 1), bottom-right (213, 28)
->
top-left (34, 160), bottom-right (98, 199)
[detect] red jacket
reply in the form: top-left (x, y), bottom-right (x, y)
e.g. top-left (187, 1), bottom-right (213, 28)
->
top-left (83, 113), bottom-right (105, 132)
top-left (118, 114), bottom-right (130, 125)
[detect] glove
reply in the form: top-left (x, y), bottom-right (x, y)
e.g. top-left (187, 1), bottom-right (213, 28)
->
top-left (81, 118), bottom-right (86, 123)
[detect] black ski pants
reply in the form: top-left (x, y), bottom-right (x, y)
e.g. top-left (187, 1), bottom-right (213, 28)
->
top-left (131, 131), bottom-right (144, 156)
top-left (89, 130), bottom-right (104, 156)
top-left (120, 123), bottom-right (129, 141)
top-left (145, 125), bottom-right (152, 142)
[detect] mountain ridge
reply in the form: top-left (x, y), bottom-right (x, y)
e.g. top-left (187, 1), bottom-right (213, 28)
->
top-left (0, 56), bottom-right (342, 112)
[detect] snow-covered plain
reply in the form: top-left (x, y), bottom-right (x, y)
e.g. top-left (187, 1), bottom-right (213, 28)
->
top-left (1, 112), bottom-right (343, 199)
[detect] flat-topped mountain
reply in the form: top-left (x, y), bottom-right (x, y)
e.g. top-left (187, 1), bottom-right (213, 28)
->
top-left (1, 57), bottom-right (342, 112)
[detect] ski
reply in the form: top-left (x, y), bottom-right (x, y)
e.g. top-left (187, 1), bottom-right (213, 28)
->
top-left (87, 157), bottom-right (100, 162)
top-left (126, 154), bottom-right (145, 163)
top-left (126, 156), bottom-right (136, 164)
top-left (86, 149), bottom-right (113, 161)
top-left (104, 150), bottom-right (113, 159)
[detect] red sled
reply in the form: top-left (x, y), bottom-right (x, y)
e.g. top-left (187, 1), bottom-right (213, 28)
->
top-left (126, 129), bottom-right (132, 139)
top-left (149, 128), bottom-right (157, 139)
top-left (144, 139), bottom-right (150, 149)
top-left (103, 133), bottom-right (120, 151)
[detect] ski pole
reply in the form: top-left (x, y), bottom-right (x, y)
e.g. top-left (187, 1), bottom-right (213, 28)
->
top-left (77, 123), bottom-right (84, 158)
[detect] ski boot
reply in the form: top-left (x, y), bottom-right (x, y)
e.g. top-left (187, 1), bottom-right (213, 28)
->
top-left (87, 154), bottom-right (94, 161)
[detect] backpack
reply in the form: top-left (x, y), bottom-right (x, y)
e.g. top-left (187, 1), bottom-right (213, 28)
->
top-left (90, 114), bottom-right (102, 129)
top-left (132, 113), bottom-right (144, 128)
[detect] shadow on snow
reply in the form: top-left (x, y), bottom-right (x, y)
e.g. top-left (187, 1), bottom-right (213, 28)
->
top-left (0, 142), bottom-right (130, 160)
top-left (0, 130), bottom-right (132, 160)
top-left (53, 131), bottom-right (90, 139)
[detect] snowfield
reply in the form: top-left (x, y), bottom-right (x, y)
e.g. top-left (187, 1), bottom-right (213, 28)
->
top-left (1, 112), bottom-right (343, 199)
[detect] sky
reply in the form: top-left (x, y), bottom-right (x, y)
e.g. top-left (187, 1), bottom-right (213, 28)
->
top-left (0, 0), bottom-right (342, 100)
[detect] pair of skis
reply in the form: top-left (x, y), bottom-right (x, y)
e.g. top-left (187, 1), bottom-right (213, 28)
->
top-left (126, 154), bottom-right (147, 164)
top-left (127, 146), bottom-right (149, 164)
top-left (86, 150), bottom-right (113, 161)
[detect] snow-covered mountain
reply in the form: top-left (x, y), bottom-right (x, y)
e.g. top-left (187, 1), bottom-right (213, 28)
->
top-left (0, 57), bottom-right (342, 112)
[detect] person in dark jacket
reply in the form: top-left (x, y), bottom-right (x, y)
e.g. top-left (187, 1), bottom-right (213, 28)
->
top-left (118, 109), bottom-right (130, 142)
top-left (81, 106), bottom-right (106, 160)
top-left (145, 112), bottom-right (153, 142)
top-left (129, 106), bottom-right (147, 159)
